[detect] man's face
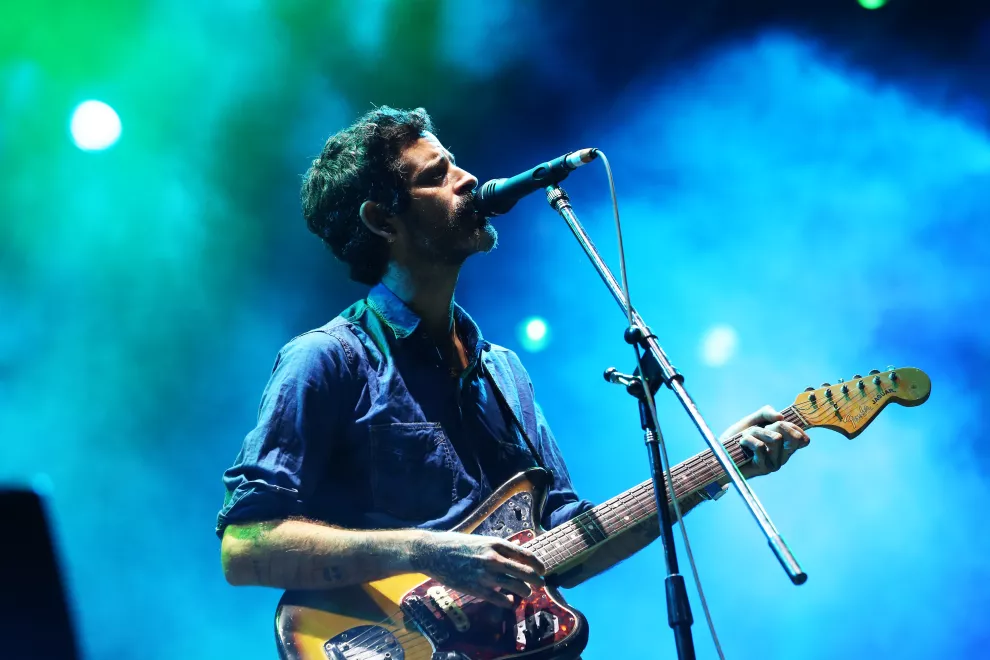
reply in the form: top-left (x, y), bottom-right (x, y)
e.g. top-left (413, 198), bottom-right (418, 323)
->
top-left (395, 132), bottom-right (497, 265)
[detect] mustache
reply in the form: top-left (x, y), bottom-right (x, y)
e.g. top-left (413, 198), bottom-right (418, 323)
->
top-left (463, 190), bottom-right (477, 210)
top-left (458, 190), bottom-right (481, 218)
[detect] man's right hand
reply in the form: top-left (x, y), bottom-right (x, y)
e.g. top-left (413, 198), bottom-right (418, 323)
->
top-left (409, 531), bottom-right (545, 609)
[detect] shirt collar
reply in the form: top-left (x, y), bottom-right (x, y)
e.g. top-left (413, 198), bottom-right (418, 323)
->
top-left (366, 282), bottom-right (491, 358)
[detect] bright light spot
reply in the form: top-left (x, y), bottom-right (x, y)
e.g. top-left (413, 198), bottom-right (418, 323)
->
top-left (858, 0), bottom-right (887, 9)
top-left (525, 318), bottom-right (547, 341)
top-left (70, 100), bottom-right (121, 151)
top-left (701, 325), bottom-right (738, 367)
top-left (518, 316), bottom-right (550, 352)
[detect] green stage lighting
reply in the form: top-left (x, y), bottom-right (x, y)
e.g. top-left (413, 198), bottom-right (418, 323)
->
top-left (70, 100), bottom-right (121, 151)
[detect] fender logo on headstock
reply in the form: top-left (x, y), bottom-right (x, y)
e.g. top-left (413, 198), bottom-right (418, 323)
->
top-left (845, 404), bottom-right (872, 427)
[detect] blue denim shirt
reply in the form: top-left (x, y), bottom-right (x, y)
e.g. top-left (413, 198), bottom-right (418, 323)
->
top-left (216, 284), bottom-right (593, 538)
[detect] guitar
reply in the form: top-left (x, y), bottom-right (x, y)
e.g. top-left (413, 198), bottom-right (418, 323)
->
top-left (275, 367), bottom-right (931, 660)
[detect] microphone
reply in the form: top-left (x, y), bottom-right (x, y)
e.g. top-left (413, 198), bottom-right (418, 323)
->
top-left (475, 148), bottom-right (598, 216)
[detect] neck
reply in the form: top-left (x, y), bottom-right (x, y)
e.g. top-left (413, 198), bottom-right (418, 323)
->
top-left (380, 260), bottom-right (461, 339)
top-left (523, 405), bottom-right (810, 573)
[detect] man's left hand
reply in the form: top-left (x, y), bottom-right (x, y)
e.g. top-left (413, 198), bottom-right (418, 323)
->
top-left (721, 405), bottom-right (810, 478)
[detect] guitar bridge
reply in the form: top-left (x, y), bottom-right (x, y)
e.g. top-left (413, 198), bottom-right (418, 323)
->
top-left (400, 595), bottom-right (450, 644)
top-left (324, 625), bottom-right (404, 660)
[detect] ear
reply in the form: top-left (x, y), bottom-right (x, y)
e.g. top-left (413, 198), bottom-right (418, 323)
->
top-left (359, 200), bottom-right (397, 243)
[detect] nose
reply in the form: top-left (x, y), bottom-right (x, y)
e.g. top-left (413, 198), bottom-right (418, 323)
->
top-left (453, 165), bottom-right (478, 196)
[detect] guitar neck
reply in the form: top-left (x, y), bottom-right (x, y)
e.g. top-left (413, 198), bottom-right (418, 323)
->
top-left (526, 405), bottom-right (808, 572)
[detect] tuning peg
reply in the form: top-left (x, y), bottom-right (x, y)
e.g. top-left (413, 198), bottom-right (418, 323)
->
top-left (889, 370), bottom-right (898, 381)
top-left (857, 379), bottom-right (866, 390)
top-left (869, 369), bottom-right (881, 375)
top-left (825, 388), bottom-right (833, 398)
top-left (885, 365), bottom-right (895, 371)
top-left (853, 374), bottom-right (863, 379)
top-left (804, 386), bottom-right (815, 392)
top-left (841, 384), bottom-right (850, 394)
top-left (873, 375), bottom-right (882, 385)
top-left (821, 382), bottom-right (831, 387)
top-left (808, 393), bottom-right (817, 403)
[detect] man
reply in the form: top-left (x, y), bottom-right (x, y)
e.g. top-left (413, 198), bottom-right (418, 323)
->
top-left (217, 106), bottom-right (810, 611)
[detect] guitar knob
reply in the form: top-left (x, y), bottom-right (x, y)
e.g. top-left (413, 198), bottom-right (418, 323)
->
top-left (885, 365), bottom-right (895, 371)
top-left (853, 374), bottom-right (863, 379)
top-left (820, 382), bottom-right (831, 387)
top-left (804, 386), bottom-right (815, 392)
top-left (869, 369), bottom-right (881, 375)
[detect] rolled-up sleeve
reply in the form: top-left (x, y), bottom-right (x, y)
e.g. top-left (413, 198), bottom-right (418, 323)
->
top-left (215, 330), bottom-right (350, 538)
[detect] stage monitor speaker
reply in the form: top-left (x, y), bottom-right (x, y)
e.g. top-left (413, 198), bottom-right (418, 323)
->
top-left (0, 488), bottom-right (80, 660)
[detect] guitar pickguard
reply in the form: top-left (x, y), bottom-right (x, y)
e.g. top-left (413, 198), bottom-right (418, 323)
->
top-left (473, 491), bottom-right (536, 541)
top-left (399, 528), bottom-right (581, 660)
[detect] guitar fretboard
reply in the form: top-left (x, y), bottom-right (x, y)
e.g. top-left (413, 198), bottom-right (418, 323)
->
top-left (524, 405), bottom-right (808, 572)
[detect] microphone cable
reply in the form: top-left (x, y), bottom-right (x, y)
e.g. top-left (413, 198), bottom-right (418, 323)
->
top-left (596, 149), bottom-right (727, 660)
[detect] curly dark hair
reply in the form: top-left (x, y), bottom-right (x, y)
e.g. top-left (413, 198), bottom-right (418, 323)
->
top-left (301, 106), bottom-right (434, 285)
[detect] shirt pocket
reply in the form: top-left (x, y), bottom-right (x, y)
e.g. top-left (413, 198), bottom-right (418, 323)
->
top-left (369, 422), bottom-right (457, 522)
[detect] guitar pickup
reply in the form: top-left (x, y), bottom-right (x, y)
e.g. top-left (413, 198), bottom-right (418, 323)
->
top-left (427, 585), bottom-right (470, 632)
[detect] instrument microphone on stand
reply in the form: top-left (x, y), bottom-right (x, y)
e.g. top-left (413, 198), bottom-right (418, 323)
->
top-left (475, 148), bottom-right (598, 216)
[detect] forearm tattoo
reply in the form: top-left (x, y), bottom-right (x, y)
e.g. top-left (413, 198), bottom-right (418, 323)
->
top-left (409, 542), bottom-right (480, 583)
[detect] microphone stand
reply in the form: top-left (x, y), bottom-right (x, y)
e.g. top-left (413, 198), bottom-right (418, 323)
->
top-left (544, 183), bottom-right (806, 656)
top-left (612, 370), bottom-right (697, 659)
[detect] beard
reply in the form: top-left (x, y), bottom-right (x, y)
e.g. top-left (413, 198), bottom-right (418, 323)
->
top-left (407, 192), bottom-right (498, 266)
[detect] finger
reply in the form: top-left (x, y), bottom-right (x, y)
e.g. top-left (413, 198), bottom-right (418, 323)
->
top-left (723, 405), bottom-right (783, 438)
top-left (747, 426), bottom-right (783, 463)
top-left (480, 572), bottom-right (533, 599)
top-left (773, 422), bottom-right (811, 460)
top-left (493, 540), bottom-right (546, 574)
top-left (460, 584), bottom-right (515, 609)
top-left (770, 421), bottom-right (810, 446)
top-left (491, 555), bottom-right (545, 587)
top-left (738, 435), bottom-right (774, 473)
top-left (751, 428), bottom-right (783, 471)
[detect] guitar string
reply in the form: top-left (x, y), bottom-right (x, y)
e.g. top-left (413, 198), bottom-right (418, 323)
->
top-left (525, 396), bottom-right (871, 565)
top-left (338, 390), bottom-right (890, 655)
top-left (340, 397), bottom-right (855, 655)
top-left (344, 435), bottom-right (750, 656)
top-left (339, 394), bottom-right (871, 656)
top-left (522, 404), bottom-right (811, 563)
top-left (524, 390), bottom-right (884, 561)
top-left (340, 414), bottom-right (784, 656)
top-left (449, 397), bottom-right (859, 602)
top-left (341, 394), bottom-right (879, 657)
top-left (340, 439), bottom-right (750, 660)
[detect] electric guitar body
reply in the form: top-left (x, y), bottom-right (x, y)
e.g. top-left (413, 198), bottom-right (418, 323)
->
top-left (275, 468), bottom-right (589, 660)
top-left (274, 366), bottom-right (933, 660)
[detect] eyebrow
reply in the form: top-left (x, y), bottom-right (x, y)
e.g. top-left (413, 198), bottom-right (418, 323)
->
top-left (414, 151), bottom-right (455, 182)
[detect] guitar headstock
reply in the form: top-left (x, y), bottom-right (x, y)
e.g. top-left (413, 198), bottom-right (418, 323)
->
top-left (792, 367), bottom-right (930, 439)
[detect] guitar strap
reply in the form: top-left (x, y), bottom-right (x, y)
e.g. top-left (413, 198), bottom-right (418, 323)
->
top-left (366, 295), bottom-right (550, 475)
top-left (479, 358), bottom-right (550, 475)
